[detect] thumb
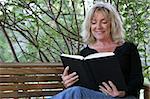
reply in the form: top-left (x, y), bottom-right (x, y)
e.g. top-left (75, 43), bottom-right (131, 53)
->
top-left (63, 66), bottom-right (69, 76)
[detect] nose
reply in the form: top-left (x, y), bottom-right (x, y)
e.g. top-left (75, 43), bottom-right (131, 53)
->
top-left (97, 22), bottom-right (103, 29)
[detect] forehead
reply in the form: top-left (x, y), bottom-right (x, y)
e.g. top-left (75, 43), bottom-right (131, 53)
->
top-left (92, 9), bottom-right (109, 20)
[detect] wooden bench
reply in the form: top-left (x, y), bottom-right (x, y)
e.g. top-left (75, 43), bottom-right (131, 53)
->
top-left (144, 84), bottom-right (150, 99)
top-left (0, 63), bottom-right (149, 99)
top-left (0, 63), bottom-right (64, 98)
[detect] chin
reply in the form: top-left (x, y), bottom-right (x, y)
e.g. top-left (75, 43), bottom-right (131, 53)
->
top-left (95, 36), bottom-right (104, 40)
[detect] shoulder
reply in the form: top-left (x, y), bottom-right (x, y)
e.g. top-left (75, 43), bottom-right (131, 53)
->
top-left (123, 42), bottom-right (138, 50)
top-left (119, 41), bottom-right (138, 50)
top-left (115, 41), bottom-right (138, 54)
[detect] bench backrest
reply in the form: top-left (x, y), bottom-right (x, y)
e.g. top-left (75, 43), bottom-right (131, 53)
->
top-left (0, 63), bottom-right (64, 98)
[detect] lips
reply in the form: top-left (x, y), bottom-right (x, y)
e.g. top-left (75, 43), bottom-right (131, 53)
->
top-left (95, 31), bottom-right (104, 34)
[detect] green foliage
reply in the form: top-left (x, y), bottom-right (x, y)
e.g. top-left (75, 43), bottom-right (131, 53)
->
top-left (0, 32), bottom-right (14, 62)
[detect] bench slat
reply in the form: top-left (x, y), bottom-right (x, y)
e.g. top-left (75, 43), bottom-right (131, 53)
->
top-left (0, 83), bottom-right (63, 91)
top-left (0, 90), bottom-right (62, 98)
top-left (0, 63), bottom-right (63, 68)
top-left (0, 76), bottom-right (62, 83)
top-left (0, 68), bottom-right (63, 75)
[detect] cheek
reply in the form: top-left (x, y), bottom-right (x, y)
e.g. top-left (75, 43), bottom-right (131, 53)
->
top-left (90, 25), bottom-right (96, 31)
top-left (103, 23), bottom-right (110, 29)
top-left (104, 24), bottom-right (111, 34)
top-left (106, 23), bottom-right (111, 29)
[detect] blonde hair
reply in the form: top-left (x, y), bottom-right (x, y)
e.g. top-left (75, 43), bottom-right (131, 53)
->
top-left (81, 2), bottom-right (125, 45)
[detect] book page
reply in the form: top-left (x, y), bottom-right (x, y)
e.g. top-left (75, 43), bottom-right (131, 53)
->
top-left (61, 54), bottom-right (84, 60)
top-left (84, 52), bottom-right (114, 60)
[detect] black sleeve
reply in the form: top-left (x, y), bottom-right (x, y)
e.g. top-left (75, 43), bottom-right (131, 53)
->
top-left (126, 43), bottom-right (144, 96)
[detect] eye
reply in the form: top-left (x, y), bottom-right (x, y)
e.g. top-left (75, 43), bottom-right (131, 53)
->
top-left (91, 20), bottom-right (96, 24)
top-left (102, 20), bottom-right (108, 24)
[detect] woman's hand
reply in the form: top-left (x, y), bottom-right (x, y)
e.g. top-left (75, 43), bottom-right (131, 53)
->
top-left (99, 81), bottom-right (126, 97)
top-left (61, 66), bottom-right (79, 88)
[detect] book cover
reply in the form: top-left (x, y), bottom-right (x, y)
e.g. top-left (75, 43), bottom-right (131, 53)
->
top-left (60, 52), bottom-right (127, 91)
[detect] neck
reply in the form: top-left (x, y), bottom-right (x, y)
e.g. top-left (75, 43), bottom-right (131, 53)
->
top-left (94, 39), bottom-right (114, 47)
top-left (89, 39), bottom-right (117, 52)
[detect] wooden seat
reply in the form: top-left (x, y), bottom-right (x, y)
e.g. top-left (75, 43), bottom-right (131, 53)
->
top-left (0, 63), bottom-right (149, 99)
top-left (144, 84), bottom-right (150, 99)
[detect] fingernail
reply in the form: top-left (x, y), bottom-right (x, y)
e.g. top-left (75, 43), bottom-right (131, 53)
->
top-left (102, 82), bottom-right (105, 84)
top-left (66, 66), bottom-right (69, 68)
top-left (73, 72), bottom-right (77, 75)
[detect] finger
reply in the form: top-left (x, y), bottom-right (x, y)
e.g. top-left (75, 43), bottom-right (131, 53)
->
top-left (99, 85), bottom-right (106, 91)
top-left (62, 66), bottom-right (69, 77)
top-left (108, 81), bottom-right (120, 97)
top-left (65, 78), bottom-right (79, 88)
top-left (62, 72), bottom-right (78, 84)
top-left (64, 75), bottom-right (79, 85)
top-left (108, 81), bottom-right (118, 92)
top-left (64, 76), bottom-right (79, 88)
top-left (63, 72), bottom-right (77, 81)
top-left (99, 85), bottom-right (109, 95)
top-left (102, 82), bottom-right (112, 92)
top-left (99, 88), bottom-right (108, 96)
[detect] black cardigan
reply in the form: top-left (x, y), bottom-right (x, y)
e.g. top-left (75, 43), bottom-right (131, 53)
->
top-left (80, 42), bottom-right (144, 97)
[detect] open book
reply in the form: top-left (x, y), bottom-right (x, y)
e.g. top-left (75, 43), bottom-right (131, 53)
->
top-left (61, 52), bottom-right (114, 60)
top-left (60, 52), bottom-right (127, 91)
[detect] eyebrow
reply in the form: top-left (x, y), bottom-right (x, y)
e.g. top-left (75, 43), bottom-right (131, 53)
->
top-left (91, 18), bottom-right (107, 21)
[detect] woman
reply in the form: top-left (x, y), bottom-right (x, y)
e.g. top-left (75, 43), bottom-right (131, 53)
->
top-left (52, 2), bottom-right (143, 99)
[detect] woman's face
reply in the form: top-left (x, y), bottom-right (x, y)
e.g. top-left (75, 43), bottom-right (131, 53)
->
top-left (90, 10), bottom-right (111, 41)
